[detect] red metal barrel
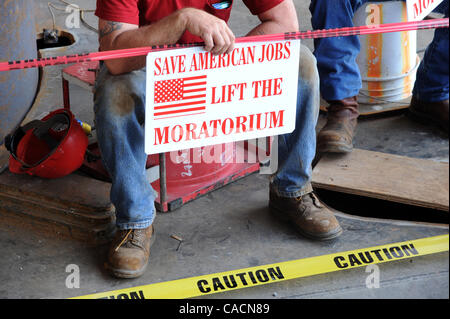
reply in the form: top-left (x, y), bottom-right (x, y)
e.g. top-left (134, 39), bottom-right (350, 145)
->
top-left (165, 142), bottom-right (237, 186)
top-left (149, 141), bottom-right (260, 211)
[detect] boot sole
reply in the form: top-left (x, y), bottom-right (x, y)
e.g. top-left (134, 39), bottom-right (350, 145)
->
top-left (269, 203), bottom-right (343, 241)
top-left (105, 226), bottom-right (156, 279)
top-left (407, 109), bottom-right (449, 134)
top-left (317, 141), bottom-right (353, 154)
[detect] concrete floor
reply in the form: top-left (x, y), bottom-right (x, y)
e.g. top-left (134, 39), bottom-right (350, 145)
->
top-left (0, 0), bottom-right (448, 299)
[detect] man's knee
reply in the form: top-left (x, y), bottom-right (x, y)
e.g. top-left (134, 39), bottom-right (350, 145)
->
top-left (94, 67), bottom-right (145, 117)
top-left (299, 45), bottom-right (319, 88)
top-left (298, 45), bottom-right (320, 120)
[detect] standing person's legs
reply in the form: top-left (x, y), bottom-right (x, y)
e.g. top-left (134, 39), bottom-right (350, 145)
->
top-left (410, 0), bottom-right (449, 133)
top-left (310, 0), bottom-right (399, 153)
top-left (310, 0), bottom-right (365, 153)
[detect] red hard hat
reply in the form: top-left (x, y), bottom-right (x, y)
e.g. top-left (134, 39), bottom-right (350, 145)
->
top-left (4, 108), bottom-right (88, 179)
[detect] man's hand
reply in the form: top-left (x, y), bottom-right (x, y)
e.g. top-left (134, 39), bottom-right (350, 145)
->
top-left (180, 8), bottom-right (235, 55)
top-left (98, 8), bottom-right (235, 75)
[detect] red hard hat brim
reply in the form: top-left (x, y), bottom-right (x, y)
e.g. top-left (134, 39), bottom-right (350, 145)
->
top-left (8, 109), bottom-right (88, 178)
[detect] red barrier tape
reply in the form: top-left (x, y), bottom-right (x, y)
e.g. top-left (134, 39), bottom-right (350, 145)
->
top-left (0, 18), bottom-right (448, 72)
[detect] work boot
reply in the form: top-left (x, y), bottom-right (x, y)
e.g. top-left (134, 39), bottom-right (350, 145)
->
top-left (317, 97), bottom-right (359, 153)
top-left (105, 225), bottom-right (155, 278)
top-left (269, 190), bottom-right (343, 240)
top-left (409, 96), bottom-right (449, 134)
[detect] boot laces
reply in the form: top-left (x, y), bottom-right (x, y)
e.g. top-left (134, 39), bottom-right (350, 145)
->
top-left (114, 229), bottom-right (145, 252)
top-left (310, 193), bottom-right (323, 207)
top-left (295, 193), bottom-right (323, 208)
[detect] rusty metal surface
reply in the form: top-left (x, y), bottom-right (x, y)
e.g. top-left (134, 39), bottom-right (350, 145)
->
top-left (21, 30), bottom-right (79, 125)
top-left (0, 0), bottom-right (39, 144)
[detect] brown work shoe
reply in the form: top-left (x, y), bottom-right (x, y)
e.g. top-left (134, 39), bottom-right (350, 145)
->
top-left (409, 97), bottom-right (449, 134)
top-left (105, 225), bottom-right (155, 278)
top-left (269, 190), bottom-right (342, 240)
top-left (317, 97), bottom-right (359, 153)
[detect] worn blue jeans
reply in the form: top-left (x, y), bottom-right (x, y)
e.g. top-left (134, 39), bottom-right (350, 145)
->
top-left (94, 45), bottom-right (320, 230)
top-left (310, 0), bottom-right (449, 102)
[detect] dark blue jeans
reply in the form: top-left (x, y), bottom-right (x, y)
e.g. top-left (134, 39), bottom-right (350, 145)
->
top-left (310, 0), bottom-right (449, 102)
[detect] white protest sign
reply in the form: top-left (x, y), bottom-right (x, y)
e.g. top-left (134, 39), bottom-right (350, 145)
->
top-left (145, 40), bottom-right (301, 154)
top-left (406, 0), bottom-right (443, 21)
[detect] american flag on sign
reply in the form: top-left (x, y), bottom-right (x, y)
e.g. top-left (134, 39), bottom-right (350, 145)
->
top-left (153, 75), bottom-right (207, 119)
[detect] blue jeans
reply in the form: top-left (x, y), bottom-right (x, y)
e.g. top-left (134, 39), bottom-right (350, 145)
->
top-left (93, 45), bottom-right (321, 230)
top-left (310, 0), bottom-right (449, 102)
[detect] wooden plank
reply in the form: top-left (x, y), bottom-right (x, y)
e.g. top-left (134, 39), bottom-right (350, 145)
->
top-left (312, 149), bottom-right (449, 211)
top-left (0, 170), bottom-right (116, 244)
top-left (0, 144), bottom-right (9, 174)
top-left (0, 170), bottom-right (112, 214)
top-left (320, 96), bottom-right (410, 116)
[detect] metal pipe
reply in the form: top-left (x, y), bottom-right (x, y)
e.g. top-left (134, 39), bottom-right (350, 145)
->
top-left (159, 152), bottom-right (167, 212)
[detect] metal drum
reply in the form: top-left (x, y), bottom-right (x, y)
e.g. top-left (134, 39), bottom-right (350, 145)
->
top-left (165, 142), bottom-right (238, 188)
top-left (355, 1), bottom-right (419, 104)
top-left (147, 140), bottom-right (260, 211)
top-left (0, 0), bottom-right (39, 144)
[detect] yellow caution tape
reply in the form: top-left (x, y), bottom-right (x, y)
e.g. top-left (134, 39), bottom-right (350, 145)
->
top-left (73, 234), bottom-right (448, 299)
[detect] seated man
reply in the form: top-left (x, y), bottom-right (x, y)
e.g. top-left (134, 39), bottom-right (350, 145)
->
top-left (310, 0), bottom-right (449, 153)
top-left (94, 0), bottom-right (342, 279)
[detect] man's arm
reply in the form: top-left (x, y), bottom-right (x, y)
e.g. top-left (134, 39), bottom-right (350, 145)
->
top-left (99, 8), bottom-right (235, 75)
top-left (246, 0), bottom-right (299, 36)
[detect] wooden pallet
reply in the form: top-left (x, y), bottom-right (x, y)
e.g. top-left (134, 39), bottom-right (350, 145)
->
top-left (0, 170), bottom-right (116, 245)
top-left (312, 149), bottom-right (449, 211)
top-left (320, 97), bottom-right (411, 116)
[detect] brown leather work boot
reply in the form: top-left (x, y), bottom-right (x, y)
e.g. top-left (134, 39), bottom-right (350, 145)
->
top-left (269, 190), bottom-right (343, 240)
top-left (317, 97), bottom-right (359, 153)
top-left (105, 225), bottom-right (155, 278)
top-left (409, 97), bottom-right (449, 134)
